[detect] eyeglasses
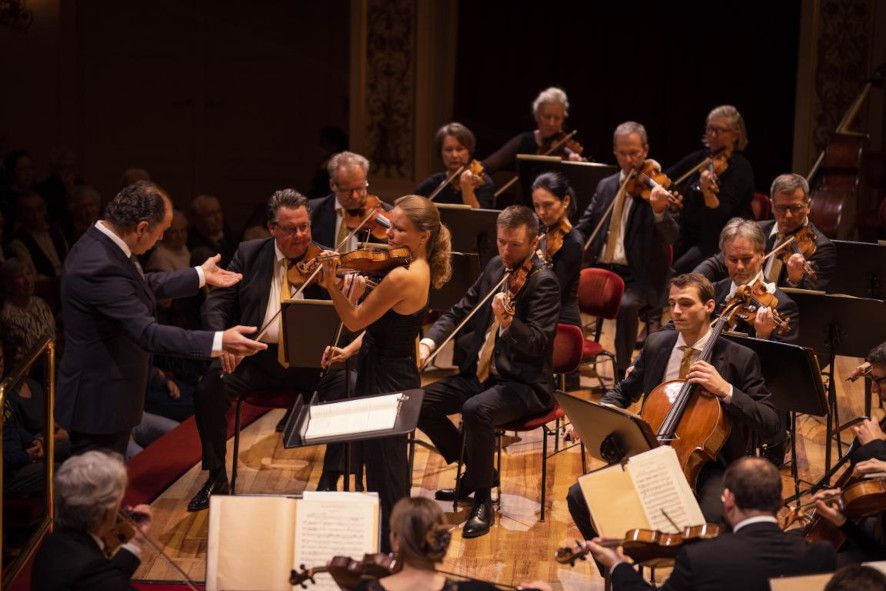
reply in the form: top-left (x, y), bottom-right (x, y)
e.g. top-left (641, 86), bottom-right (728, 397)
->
top-left (705, 125), bottom-right (733, 136)
top-left (335, 182), bottom-right (369, 196)
top-left (273, 222), bottom-right (310, 237)
top-left (772, 203), bottom-right (808, 215)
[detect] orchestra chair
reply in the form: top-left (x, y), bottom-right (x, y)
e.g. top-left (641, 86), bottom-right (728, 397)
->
top-left (230, 389), bottom-right (300, 494)
top-left (752, 192), bottom-right (772, 220)
top-left (452, 323), bottom-right (585, 522)
top-left (577, 268), bottom-right (624, 389)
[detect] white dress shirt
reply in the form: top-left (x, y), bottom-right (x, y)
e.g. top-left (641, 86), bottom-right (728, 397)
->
top-left (260, 242), bottom-right (305, 345)
top-left (665, 324), bottom-right (733, 402)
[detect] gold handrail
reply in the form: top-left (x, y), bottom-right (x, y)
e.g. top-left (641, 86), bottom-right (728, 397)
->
top-left (0, 336), bottom-right (56, 588)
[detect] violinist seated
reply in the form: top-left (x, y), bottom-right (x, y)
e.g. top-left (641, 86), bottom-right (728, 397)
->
top-left (847, 342), bottom-right (886, 464)
top-left (482, 86), bottom-right (584, 177)
top-left (693, 173), bottom-right (837, 292)
top-left (566, 274), bottom-right (781, 550)
top-left (308, 151), bottom-right (392, 252)
top-left (714, 217), bottom-right (799, 343)
top-left (418, 206), bottom-right (560, 539)
top-left (584, 457), bottom-right (836, 591)
top-left (573, 121), bottom-right (679, 379)
top-left (32, 451), bottom-right (153, 591)
top-left (415, 122), bottom-right (495, 209)
top-left (187, 189), bottom-right (361, 513)
top-left (667, 105), bottom-right (755, 274)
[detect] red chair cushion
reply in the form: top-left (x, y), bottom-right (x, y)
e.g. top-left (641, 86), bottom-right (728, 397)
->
top-left (553, 323), bottom-right (584, 374)
top-left (500, 405), bottom-right (565, 431)
top-left (582, 339), bottom-right (604, 358)
top-left (578, 268), bottom-right (625, 319)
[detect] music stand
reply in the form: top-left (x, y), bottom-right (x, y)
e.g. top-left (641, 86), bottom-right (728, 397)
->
top-left (829, 240), bottom-right (886, 300)
top-left (429, 252), bottom-right (481, 312)
top-left (437, 204), bottom-right (500, 267)
top-left (554, 392), bottom-right (658, 466)
top-left (723, 333), bottom-right (828, 502)
top-left (281, 300), bottom-right (343, 367)
top-left (516, 154), bottom-right (617, 220)
top-left (783, 288), bottom-right (886, 473)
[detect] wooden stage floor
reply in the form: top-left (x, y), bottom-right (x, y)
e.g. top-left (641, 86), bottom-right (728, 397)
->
top-left (133, 320), bottom-right (873, 590)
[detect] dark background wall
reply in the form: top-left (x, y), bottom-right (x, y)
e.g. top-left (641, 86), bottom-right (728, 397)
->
top-left (454, 0), bottom-right (802, 194)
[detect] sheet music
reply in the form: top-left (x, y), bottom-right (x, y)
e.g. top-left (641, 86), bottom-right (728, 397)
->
top-left (626, 446), bottom-right (704, 533)
top-left (304, 393), bottom-right (403, 440)
top-left (293, 492), bottom-right (380, 591)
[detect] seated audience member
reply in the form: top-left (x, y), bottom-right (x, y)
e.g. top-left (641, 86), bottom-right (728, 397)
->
top-left (65, 184), bottom-right (102, 244)
top-left (825, 565), bottom-right (886, 591)
top-left (188, 194), bottom-right (235, 266)
top-left (126, 411), bottom-right (179, 461)
top-left (0, 258), bottom-right (56, 358)
top-left (38, 145), bottom-right (82, 222)
top-left (119, 167), bottom-right (151, 188)
top-left (31, 451), bottom-right (152, 591)
top-left (586, 457), bottom-right (836, 590)
top-left (147, 208), bottom-right (190, 273)
top-left (9, 192), bottom-right (68, 279)
top-left (1, 149), bottom-right (37, 232)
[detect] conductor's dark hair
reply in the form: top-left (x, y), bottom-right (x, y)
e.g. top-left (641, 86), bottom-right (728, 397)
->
top-left (266, 189), bottom-right (309, 224)
top-left (723, 456), bottom-right (782, 514)
top-left (105, 181), bottom-right (169, 230)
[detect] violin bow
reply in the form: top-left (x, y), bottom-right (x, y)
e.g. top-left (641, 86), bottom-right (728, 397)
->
top-left (493, 131), bottom-right (579, 199)
top-left (581, 168), bottom-right (637, 255)
top-left (428, 165), bottom-right (467, 201)
top-left (119, 512), bottom-right (199, 591)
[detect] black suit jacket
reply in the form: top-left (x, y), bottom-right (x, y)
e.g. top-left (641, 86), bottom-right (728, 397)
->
top-left (693, 220), bottom-right (837, 292)
top-left (31, 527), bottom-right (140, 591)
top-left (202, 237), bottom-right (325, 331)
top-left (308, 193), bottom-right (392, 250)
top-left (58, 225), bottom-right (214, 433)
top-left (601, 328), bottom-right (781, 463)
top-left (425, 256), bottom-right (560, 414)
top-left (714, 278), bottom-right (800, 343)
top-left (573, 172), bottom-right (678, 301)
top-left (611, 521), bottom-right (836, 591)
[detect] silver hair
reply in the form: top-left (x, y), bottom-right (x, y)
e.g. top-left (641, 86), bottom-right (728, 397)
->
top-left (719, 217), bottom-right (765, 254)
top-left (54, 451), bottom-right (128, 533)
top-left (613, 121), bottom-right (648, 145)
top-left (705, 105), bottom-right (748, 151)
top-left (532, 87), bottom-right (569, 117)
top-left (769, 173), bottom-right (810, 201)
top-left (327, 151), bottom-right (370, 181)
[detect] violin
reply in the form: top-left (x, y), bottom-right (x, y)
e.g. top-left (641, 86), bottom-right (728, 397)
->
top-left (298, 246), bottom-right (412, 278)
top-left (341, 195), bottom-right (391, 241)
top-left (848, 362), bottom-right (873, 383)
top-left (703, 150), bottom-right (730, 195)
top-left (672, 146), bottom-right (729, 188)
top-left (501, 254), bottom-right (536, 316)
top-left (286, 242), bottom-right (327, 288)
top-left (721, 278), bottom-right (791, 335)
top-left (556, 523), bottom-right (721, 567)
top-left (428, 160), bottom-right (486, 201)
top-left (539, 218), bottom-right (572, 263)
top-left (764, 226), bottom-right (819, 281)
top-left (290, 552), bottom-right (398, 590)
top-left (623, 160), bottom-right (683, 209)
top-left (538, 130), bottom-right (584, 158)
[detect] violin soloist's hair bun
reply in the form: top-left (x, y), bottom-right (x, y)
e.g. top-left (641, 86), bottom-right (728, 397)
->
top-left (421, 524), bottom-right (452, 562)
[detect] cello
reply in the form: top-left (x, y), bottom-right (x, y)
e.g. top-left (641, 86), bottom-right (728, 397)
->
top-left (806, 63), bottom-right (885, 239)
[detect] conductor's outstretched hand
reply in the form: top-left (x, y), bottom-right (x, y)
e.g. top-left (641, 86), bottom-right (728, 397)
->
top-left (201, 254), bottom-right (243, 288)
top-left (222, 326), bottom-right (267, 356)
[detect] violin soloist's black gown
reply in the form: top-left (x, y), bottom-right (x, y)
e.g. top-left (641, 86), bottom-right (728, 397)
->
top-left (357, 304), bottom-right (427, 552)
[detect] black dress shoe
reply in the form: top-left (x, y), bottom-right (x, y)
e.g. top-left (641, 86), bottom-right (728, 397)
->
top-left (187, 474), bottom-right (229, 512)
top-left (462, 500), bottom-right (494, 538)
top-left (434, 485), bottom-right (474, 502)
top-left (275, 408), bottom-right (293, 432)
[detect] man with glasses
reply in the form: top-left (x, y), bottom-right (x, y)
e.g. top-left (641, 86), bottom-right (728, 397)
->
top-left (667, 105), bottom-right (755, 274)
top-left (308, 151), bottom-right (391, 252)
top-left (187, 189), bottom-right (355, 511)
top-left (694, 173), bottom-right (836, 292)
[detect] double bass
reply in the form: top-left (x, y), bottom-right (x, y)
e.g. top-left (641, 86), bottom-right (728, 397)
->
top-left (806, 63), bottom-right (885, 239)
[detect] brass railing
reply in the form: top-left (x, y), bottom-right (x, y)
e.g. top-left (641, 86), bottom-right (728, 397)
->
top-left (0, 336), bottom-right (56, 588)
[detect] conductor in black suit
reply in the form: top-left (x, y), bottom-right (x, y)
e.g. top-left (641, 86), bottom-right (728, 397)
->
top-left (57, 181), bottom-right (265, 456)
top-left (308, 151), bottom-right (391, 253)
top-left (584, 457), bottom-right (836, 591)
top-left (573, 121), bottom-right (679, 378)
top-left (188, 189), bottom-right (357, 512)
top-left (566, 273), bottom-right (781, 544)
top-left (418, 205), bottom-right (561, 539)
top-left (694, 173), bottom-right (837, 292)
top-left (32, 451), bottom-right (154, 591)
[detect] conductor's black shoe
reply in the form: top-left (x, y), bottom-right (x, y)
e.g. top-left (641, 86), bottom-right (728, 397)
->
top-left (462, 500), bottom-right (494, 538)
top-left (187, 473), bottom-right (229, 512)
top-left (275, 408), bottom-right (293, 432)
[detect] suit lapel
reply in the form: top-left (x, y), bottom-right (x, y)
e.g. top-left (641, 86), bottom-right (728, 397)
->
top-left (254, 239), bottom-right (277, 326)
top-left (647, 330), bottom-right (679, 388)
top-left (89, 226), bottom-right (155, 306)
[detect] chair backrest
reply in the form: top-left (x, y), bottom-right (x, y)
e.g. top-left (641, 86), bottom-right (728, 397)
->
top-left (577, 268), bottom-right (625, 319)
top-left (552, 323), bottom-right (584, 375)
top-left (752, 192), bottom-right (772, 220)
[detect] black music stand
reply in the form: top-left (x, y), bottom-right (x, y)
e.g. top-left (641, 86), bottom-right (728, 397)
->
top-left (282, 389), bottom-right (425, 448)
top-left (281, 300), bottom-right (342, 367)
top-left (554, 392), bottom-right (658, 466)
top-left (437, 204), bottom-right (500, 267)
top-left (783, 288), bottom-right (886, 473)
top-left (723, 333), bottom-right (828, 502)
top-left (429, 252), bottom-right (481, 312)
top-left (516, 155), bottom-right (617, 221)
top-left (829, 240), bottom-right (886, 300)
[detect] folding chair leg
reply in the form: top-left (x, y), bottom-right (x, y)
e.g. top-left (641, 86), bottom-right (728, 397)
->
top-left (454, 426), bottom-right (466, 512)
top-left (541, 425), bottom-right (549, 522)
top-left (554, 417), bottom-right (561, 453)
top-left (580, 441), bottom-right (587, 474)
top-left (231, 396), bottom-right (244, 495)
top-left (407, 431), bottom-right (416, 483)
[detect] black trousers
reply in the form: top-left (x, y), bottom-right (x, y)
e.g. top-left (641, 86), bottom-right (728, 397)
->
top-left (70, 430), bottom-right (131, 457)
top-left (192, 346), bottom-right (353, 475)
top-left (418, 374), bottom-right (537, 489)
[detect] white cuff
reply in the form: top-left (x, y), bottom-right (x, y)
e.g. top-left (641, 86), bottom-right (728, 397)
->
top-left (121, 541), bottom-right (142, 558)
top-left (211, 331), bottom-right (224, 357)
top-left (194, 265), bottom-right (206, 287)
top-left (724, 384), bottom-right (734, 405)
top-left (420, 338), bottom-right (436, 352)
top-left (653, 210), bottom-right (665, 222)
